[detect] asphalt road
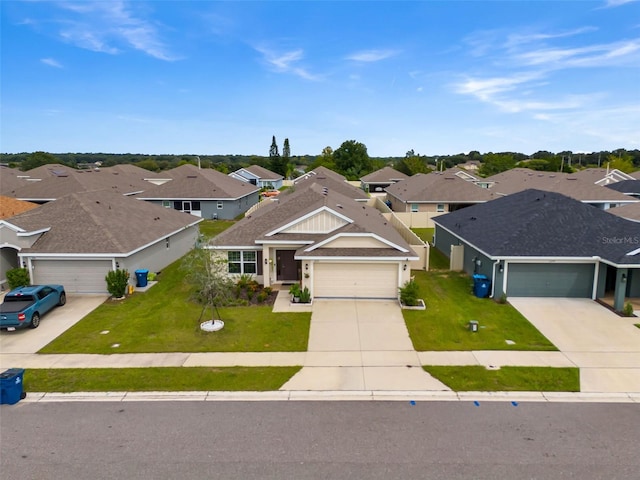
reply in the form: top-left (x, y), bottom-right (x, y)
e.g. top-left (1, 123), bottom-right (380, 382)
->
top-left (1, 401), bottom-right (639, 479)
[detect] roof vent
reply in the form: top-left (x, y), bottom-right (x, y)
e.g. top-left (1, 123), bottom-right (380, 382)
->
top-left (336, 204), bottom-right (343, 209)
top-left (187, 175), bottom-right (197, 178)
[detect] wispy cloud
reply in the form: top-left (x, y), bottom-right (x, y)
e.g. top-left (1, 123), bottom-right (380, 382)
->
top-left (47, 1), bottom-right (177, 60)
top-left (345, 49), bottom-right (399, 62)
top-left (41, 58), bottom-right (63, 68)
top-left (604, 0), bottom-right (638, 7)
top-left (254, 46), bottom-right (320, 80)
top-left (516, 39), bottom-right (640, 68)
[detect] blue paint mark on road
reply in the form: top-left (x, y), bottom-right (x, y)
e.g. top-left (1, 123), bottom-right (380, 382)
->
top-left (410, 400), bottom-right (416, 406)
top-left (474, 401), bottom-right (480, 407)
top-left (511, 401), bottom-right (519, 407)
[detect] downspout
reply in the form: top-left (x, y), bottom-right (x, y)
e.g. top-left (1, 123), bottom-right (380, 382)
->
top-left (490, 259), bottom-right (500, 298)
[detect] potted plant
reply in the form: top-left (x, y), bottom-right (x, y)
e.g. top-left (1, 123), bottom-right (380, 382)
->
top-left (289, 283), bottom-right (301, 303)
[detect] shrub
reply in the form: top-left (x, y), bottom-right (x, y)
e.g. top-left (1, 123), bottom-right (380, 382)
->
top-left (623, 302), bottom-right (634, 317)
top-left (257, 290), bottom-right (268, 303)
top-left (399, 280), bottom-right (420, 306)
top-left (497, 293), bottom-right (508, 304)
top-left (299, 287), bottom-right (312, 303)
top-left (105, 269), bottom-right (129, 298)
top-left (147, 272), bottom-right (157, 282)
top-left (6, 267), bottom-right (30, 290)
top-left (289, 284), bottom-right (301, 298)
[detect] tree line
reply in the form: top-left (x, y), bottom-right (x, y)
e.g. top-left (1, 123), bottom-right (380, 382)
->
top-left (2, 143), bottom-right (639, 180)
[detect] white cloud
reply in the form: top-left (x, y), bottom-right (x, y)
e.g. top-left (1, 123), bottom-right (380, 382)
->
top-left (41, 58), bottom-right (63, 68)
top-left (345, 49), bottom-right (399, 62)
top-left (255, 46), bottom-right (320, 81)
top-left (604, 0), bottom-right (639, 7)
top-left (516, 39), bottom-right (640, 68)
top-left (52, 1), bottom-right (177, 61)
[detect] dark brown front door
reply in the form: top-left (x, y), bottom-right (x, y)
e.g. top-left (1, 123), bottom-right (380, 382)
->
top-left (276, 250), bottom-right (300, 281)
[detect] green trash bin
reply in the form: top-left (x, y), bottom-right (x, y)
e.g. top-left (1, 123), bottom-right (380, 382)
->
top-left (0, 368), bottom-right (26, 405)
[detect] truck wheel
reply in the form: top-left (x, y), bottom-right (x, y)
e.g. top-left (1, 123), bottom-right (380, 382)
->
top-left (29, 313), bottom-right (40, 329)
top-left (58, 292), bottom-right (66, 306)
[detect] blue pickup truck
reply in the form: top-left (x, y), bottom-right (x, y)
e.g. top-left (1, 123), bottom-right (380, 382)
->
top-left (0, 285), bottom-right (66, 330)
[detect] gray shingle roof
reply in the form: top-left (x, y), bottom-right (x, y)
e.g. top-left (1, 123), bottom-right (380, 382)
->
top-left (8, 166), bottom-right (155, 200)
top-left (212, 182), bottom-right (416, 259)
top-left (242, 165), bottom-right (283, 180)
top-left (360, 166), bottom-right (408, 183)
top-left (292, 167), bottom-right (369, 200)
top-left (138, 164), bottom-right (259, 200)
top-left (5, 190), bottom-right (201, 254)
top-left (385, 171), bottom-right (498, 203)
top-left (605, 180), bottom-right (640, 195)
top-left (434, 189), bottom-right (640, 266)
top-left (485, 168), bottom-right (635, 203)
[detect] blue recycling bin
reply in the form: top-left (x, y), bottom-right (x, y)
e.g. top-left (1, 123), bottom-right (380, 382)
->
top-left (0, 368), bottom-right (26, 405)
top-left (135, 269), bottom-right (149, 288)
top-left (472, 274), bottom-right (491, 298)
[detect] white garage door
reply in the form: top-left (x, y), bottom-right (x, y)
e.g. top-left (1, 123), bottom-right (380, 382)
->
top-left (313, 263), bottom-right (398, 299)
top-left (33, 259), bottom-right (113, 293)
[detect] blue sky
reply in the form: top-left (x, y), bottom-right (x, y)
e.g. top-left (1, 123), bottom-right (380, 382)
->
top-left (2, 1), bottom-right (639, 157)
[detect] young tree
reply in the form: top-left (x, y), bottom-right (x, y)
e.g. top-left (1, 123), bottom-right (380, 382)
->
top-left (269, 135), bottom-right (287, 176)
top-left (182, 245), bottom-right (236, 323)
top-left (282, 138), bottom-right (291, 158)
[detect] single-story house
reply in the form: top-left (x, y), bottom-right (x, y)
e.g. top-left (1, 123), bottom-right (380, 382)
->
top-left (209, 182), bottom-right (420, 300)
top-left (229, 165), bottom-right (284, 190)
top-left (433, 189), bottom-right (640, 311)
top-left (360, 166), bottom-right (408, 194)
top-left (605, 180), bottom-right (640, 198)
top-left (7, 164), bottom-right (157, 203)
top-left (293, 166), bottom-right (370, 202)
top-left (484, 168), bottom-right (637, 210)
top-left (385, 171), bottom-right (499, 214)
top-left (0, 190), bottom-right (201, 293)
top-left (137, 164), bottom-right (260, 219)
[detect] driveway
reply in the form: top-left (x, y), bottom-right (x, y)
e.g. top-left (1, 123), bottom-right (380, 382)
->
top-left (281, 300), bottom-right (450, 391)
top-left (509, 298), bottom-right (640, 393)
top-left (0, 294), bottom-right (107, 354)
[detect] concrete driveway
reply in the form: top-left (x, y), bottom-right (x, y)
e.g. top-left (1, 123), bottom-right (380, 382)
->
top-left (509, 298), bottom-right (640, 393)
top-left (0, 294), bottom-right (107, 354)
top-left (281, 299), bottom-right (450, 391)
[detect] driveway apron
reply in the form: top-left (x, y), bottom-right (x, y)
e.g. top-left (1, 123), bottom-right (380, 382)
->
top-left (281, 300), bottom-right (450, 391)
top-left (509, 298), bottom-right (640, 393)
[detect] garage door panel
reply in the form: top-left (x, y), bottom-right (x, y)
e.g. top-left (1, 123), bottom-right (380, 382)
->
top-left (507, 263), bottom-right (594, 298)
top-left (33, 260), bottom-right (112, 293)
top-left (314, 263), bottom-right (398, 299)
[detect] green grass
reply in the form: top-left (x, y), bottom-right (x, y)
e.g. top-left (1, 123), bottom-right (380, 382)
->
top-left (198, 219), bottom-right (236, 238)
top-left (404, 270), bottom-right (556, 351)
top-left (411, 228), bottom-right (434, 243)
top-left (429, 247), bottom-right (450, 270)
top-left (24, 367), bottom-right (301, 392)
top-left (424, 366), bottom-right (579, 392)
top-left (39, 257), bottom-right (311, 354)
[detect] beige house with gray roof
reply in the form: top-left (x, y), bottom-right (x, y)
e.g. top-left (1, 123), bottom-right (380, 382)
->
top-left (0, 190), bottom-right (201, 292)
top-left (210, 182), bottom-right (425, 300)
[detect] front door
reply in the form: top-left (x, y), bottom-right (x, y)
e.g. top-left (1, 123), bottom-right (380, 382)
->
top-left (276, 250), bottom-right (300, 282)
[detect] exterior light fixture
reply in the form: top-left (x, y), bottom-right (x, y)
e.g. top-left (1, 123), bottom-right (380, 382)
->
top-left (621, 273), bottom-right (627, 283)
top-left (403, 264), bottom-right (407, 271)
top-left (265, 258), bottom-right (268, 265)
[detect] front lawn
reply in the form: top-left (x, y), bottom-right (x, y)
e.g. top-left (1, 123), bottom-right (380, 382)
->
top-left (40, 257), bottom-right (310, 354)
top-left (424, 366), bottom-right (579, 392)
top-left (404, 270), bottom-right (556, 351)
top-left (25, 367), bottom-right (301, 392)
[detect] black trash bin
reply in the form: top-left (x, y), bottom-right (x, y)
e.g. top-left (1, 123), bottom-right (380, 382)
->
top-left (472, 274), bottom-right (491, 298)
top-left (135, 269), bottom-right (149, 288)
top-left (0, 368), bottom-right (26, 405)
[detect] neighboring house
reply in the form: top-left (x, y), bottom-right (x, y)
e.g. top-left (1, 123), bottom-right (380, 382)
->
top-left (137, 164), bottom-right (260, 219)
top-left (210, 182), bottom-right (421, 300)
top-left (605, 180), bottom-right (640, 198)
top-left (0, 166), bottom-right (31, 195)
top-left (484, 168), bottom-right (637, 209)
top-left (229, 165), bottom-right (284, 190)
top-left (570, 167), bottom-right (635, 185)
top-left (7, 164), bottom-right (156, 203)
top-left (433, 189), bottom-right (640, 311)
top-left (0, 197), bottom-right (39, 288)
top-left (457, 161), bottom-right (480, 172)
top-left (360, 166), bottom-right (408, 194)
top-left (293, 166), bottom-right (370, 202)
top-left (384, 171), bottom-right (498, 228)
top-left (607, 203), bottom-right (640, 222)
top-left (0, 190), bottom-right (201, 293)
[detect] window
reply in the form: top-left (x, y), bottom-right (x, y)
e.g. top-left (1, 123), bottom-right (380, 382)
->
top-left (162, 201), bottom-right (171, 208)
top-left (436, 204), bottom-right (446, 212)
top-left (228, 251), bottom-right (257, 274)
top-left (217, 202), bottom-right (224, 209)
top-left (410, 204), bottom-right (419, 213)
top-left (172, 201), bottom-right (201, 213)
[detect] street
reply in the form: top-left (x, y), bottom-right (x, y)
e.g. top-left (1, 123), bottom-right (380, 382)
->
top-left (2, 401), bottom-right (638, 479)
